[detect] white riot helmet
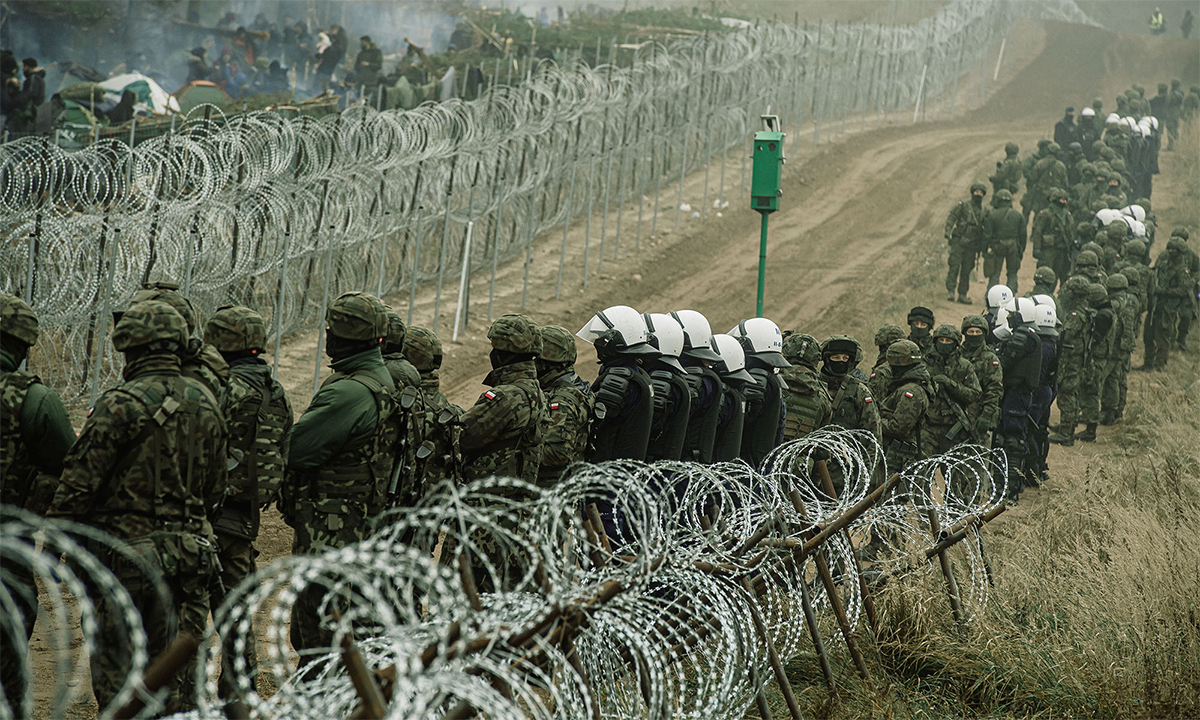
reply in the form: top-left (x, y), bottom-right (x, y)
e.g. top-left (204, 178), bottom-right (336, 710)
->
top-left (1139, 124), bottom-right (1152, 138)
top-left (1105, 112), bottom-right (1121, 125)
top-left (1081, 107), bottom-right (1095, 118)
top-left (1096, 208), bottom-right (1123, 226)
top-left (1034, 305), bottom-right (1058, 337)
top-left (986, 284), bottom-right (1015, 313)
top-left (643, 312), bottom-right (685, 372)
top-left (1128, 219), bottom-right (1147, 238)
top-left (577, 305), bottom-right (657, 356)
top-left (728, 317), bottom-right (790, 368)
top-left (1032, 294), bottom-right (1057, 311)
top-left (1015, 297), bottom-right (1037, 326)
top-left (1123, 116), bottom-right (1137, 129)
top-left (1148, 116), bottom-right (1159, 131)
top-left (1121, 204), bottom-right (1147, 222)
top-left (710, 333), bottom-right (754, 383)
top-left (993, 308), bottom-right (1013, 341)
top-left (669, 309), bottom-right (722, 362)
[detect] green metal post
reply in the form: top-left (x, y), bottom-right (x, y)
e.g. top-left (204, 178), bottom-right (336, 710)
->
top-left (756, 212), bottom-right (769, 317)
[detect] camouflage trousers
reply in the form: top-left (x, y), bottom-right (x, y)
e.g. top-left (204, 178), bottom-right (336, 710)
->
top-left (1145, 303), bottom-right (1182, 369)
top-left (1055, 361), bottom-right (1088, 426)
top-left (1097, 356), bottom-right (1125, 415)
top-left (215, 533), bottom-right (258, 698)
top-left (946, 241), bottom-right (977, 297)
top-left (0, 562), bottom-right (38, 712)
top-left (984, 240), bottom-right (1023, 294)
top-left (90, 534), bottom-right (213, 715)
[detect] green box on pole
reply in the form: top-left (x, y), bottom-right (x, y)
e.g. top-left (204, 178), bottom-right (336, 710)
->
top-left (750, 122), bottom-right (785, 214)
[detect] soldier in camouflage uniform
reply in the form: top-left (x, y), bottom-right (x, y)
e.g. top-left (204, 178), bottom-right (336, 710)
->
top-left (131, 281), bottom-right (229, 398)
top-left (404, 326), bottom-right (463, 488)
top-left (1142, 234), bottom-right (1196, 370)
top-left (1049, 278), bottom-right (1096, 446)
top-left (868, 324), bottom-right (906, 400)
top-left (989, 142), bottom-right (1022, 198)
top-left (460, 314), bottom-right (546, 483)
top-left (1074, 284), bottom-right (1112, 442)
top-left (1031, 187), bottom-right (1076, 286)
top-left (1172, 230), bottom-right (1199, 352)
top-left (959, 316), bottom-right (1004, 446)
top-left (779, 332), bottom-right (832, 441)
top-left (49, 301), bottom-right (227, 714)
top-left (878, 340), bottom-right (931, 480)
top-left (1115, 239), bottom-right (1151, 335)
top-left (906, 307), bottom-right (936, 356)
top-left (202, 306), bottom-right (293, 697)
top-left (1073, 249), bottom-right (1107, 287)
top-left (381, 309), bottom-right (422, 389)
top-left (1029, 266), bottom-right (1058, 300)
top-left (921, 325), bottom-right (982, 457)
top-left (281, 291), bottom-right (400, 653)
top-left (1020, 139), bottom-right (1051, 220)
top-left (983, 189), bottom-right (1028, 293)
top-left (0, 293), bottom-right (76, 710)
top-left (536, 325), bottom-right (593, 486)
top-left (819, 335), bottom-right (880, 441)
top-left (1028, 142), bottom-right (1068, 221)
top-left (944, 183), bottom-right (988, 303)
top-left (1101, 274), bottom-right (1137, 424)
top-left (379, 309), bottom-right (430, 506)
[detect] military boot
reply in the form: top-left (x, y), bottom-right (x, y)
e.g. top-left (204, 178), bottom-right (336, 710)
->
top-left (957, 294), bottom-right (972, 305)
top-left (1076, 423), bottom-right (1098, 442)
top-left (946, 291), bottom-right (957, 302)
top-left (1099, 410), bottom-right (1115, 426)
top-left (1048, 425), bottom-right (1077, 446)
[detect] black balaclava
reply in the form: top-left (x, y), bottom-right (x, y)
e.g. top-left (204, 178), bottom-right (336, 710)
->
top-left (961, 333), bottom-right (985, 352)
top-left (326, 333), bottom-right (377, 361)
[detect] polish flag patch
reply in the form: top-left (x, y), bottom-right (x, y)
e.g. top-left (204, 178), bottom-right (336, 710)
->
top-left (484, 391), bottom-right (497, 400)
top-left (904, 391), bottom-right (914, 398)
top-left (864, 397), bottom-right (873, 403)
top-left (550, 402), bottom-right (560, 410)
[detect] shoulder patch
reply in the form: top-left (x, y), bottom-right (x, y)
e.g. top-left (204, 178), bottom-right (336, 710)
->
top-left (992, 361), bottom-right (1000, 366)
top-left (904, 391), bottom-right (914, 398)
top-left (549, 402), bottom-right (560, 410)
top-left (864, 396), bottom-right (873, 403)
top-left (869, 373), bottom-right (877, 380)
top-left (484, 390), bottom-right (497, 400)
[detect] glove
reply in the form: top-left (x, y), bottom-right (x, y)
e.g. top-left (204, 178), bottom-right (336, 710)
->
top-left (932, 374), bottom-right (951, 388)
top-left (973, 414), bottom-right (994, 437)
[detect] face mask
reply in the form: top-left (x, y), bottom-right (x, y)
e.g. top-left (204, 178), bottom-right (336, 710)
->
top-left (961, 334), bottom-right (985, 351)
top-left (910, 324), bottom-right (931, 338)
top-left (934, 341), bottom-right (956, 357)
top-left (824, 359), bottom-right (851, 376)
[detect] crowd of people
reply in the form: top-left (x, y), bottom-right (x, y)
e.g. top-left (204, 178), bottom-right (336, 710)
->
top-left (2, 75), bottom-right (1197, 714)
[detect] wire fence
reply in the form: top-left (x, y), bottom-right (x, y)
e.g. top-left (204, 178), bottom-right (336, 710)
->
top-left (0, 0), bottom-right (1096, 404)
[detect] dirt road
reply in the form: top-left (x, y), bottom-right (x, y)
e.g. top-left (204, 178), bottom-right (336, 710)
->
top-left (28, 18), bottom-right (1200, 720)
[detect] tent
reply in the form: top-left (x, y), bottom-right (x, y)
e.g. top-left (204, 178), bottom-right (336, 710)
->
top-left (173, 81), bottom-right (232, 113)
top-left (97, 72), bottom-right (181, 115)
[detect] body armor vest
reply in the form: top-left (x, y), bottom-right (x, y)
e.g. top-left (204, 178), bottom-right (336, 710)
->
top-left (780, 367), bottom-right (831, 441)
top-left (712, 386), bottom-right (746, 463)
top-left (1, 370), bottom-right (38, 508)
top-left (646, 369), bottom-right (692, 462)
top-left (682, 366), bottom-right (724, 464)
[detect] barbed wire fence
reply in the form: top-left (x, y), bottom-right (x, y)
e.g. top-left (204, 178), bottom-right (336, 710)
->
top-left (0, 0), bottom-right (1096, 405)
top-left (2, 429), bottom-right (1015, 720)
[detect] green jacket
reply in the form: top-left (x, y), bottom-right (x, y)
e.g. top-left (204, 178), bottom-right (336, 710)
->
top-left (779, 364), bottom-right (832, 441)
top-left (1031, 206), bottom-right (1075, 255)
top-left (287, 348), bottom-right (392, 471)
top-left (460, 360), bottom-right (546, 483)
top-left (924, 351), bottom-right (981, 426)
top-left (537, 366), bottom-right (594, 486)
top-left (0, 347), bottom-right (76, 510)
top-left (820, 370), bottom-right (881, 441)
top-left (944, 198), bottom-right (987, 247)
top-left (962, 342), bottom-right (1003, 430)
top-left (984, 203), bottom-right (1028, 250)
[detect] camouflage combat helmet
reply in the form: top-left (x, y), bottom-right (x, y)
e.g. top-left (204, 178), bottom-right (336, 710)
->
top-left (0, 292), bottom-right (38, 347)
top-left (1068, 141), bottom-right (1083, 154)
top-left (1047, 186), bottom-right (1068, 202)
top-left (995, 189), bottom-right (1013, 203)
top-left (1106, 222), bottom-right (1128, 243)
top-left (384, 308), bottom-right (407, 350)
top-left (1170, 227), bottom-right (1190, 240)
top-left (1105, 273), bottom-right (1128, 291)
top-left (1075, 249), bottom-right (1100, 267)
top-left (969, 182), bottom-right (987, 195)
top-left (1111, 158), bottom-right (1127, 173)
top-left (325, 291), bottom-right (388, 341)
top-left (204, 305), bottom-right (267, 353)
top-left (874, 324), bottom-right (906, 349)
top-left (403, 326), bottom-right (442, 372)
top-left (820, 334), bottom-right (863, 365)
top-left (1048, 141), bottom-right (1062, 154)
top-left (932, 323), bottom-right (962, 345)
top-left (1081, 163), bottom-right (1096, 177)
top-left (1037, 138), bottom-right (1051, 151)
top-left (111, 300), bottom-right (188, 352)
top-left (1064, 276), bottom-right (1091, 296)
top-left (488, 313), bottom-right (542, 354)
top-left (1166, 236), bottom-right (1189, 252)
top-left (1033, 266), bottom-right (1057, 286)
top-left (1123, 239), bottom-right (1146, 258)
top-left (782, 332), bottom-right (822, 368)
top-left (960, 315), bottom-right (989, 334)
top-left (1087, 283), bottom-right (1108, 306)
top-left (885, 339), bottom-right (922, 367)
top-left (132, 280), bottom-right (197, 334)
top-left (1004, 142), bottom-right (1019, 156)
top-left (1136, 197), bottom-right (1151, 212)
top-left (1094, 230), bottom-right (1110, 245)
top-left (538, 325), bottom-right (578, 364)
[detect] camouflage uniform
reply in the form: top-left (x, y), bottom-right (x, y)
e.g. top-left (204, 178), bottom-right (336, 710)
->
top-left (131, 282), bottom-right (229, 399)
top-left (379, 310), bottom-right (430, 506)
top-left (1073, 249), bottom-right (1107, 288)
top-left (944, 184), bottom-right (988, 302)
top-left (1101, 275), bottom-right (1137, 423)
top-left (0, 294), bottom-right (76, 709)
top-left (1143, 235), bottom-right (1195, 369)
top-left (404, 326), bottom-right (464, 488)
top-left (1029, 265), bottom-right (1058, 300)
top-left (1174, 238), bottom-right (1199, 351)
top-left (203, 306), bottom-right (293, 696)
top-left (819, 335), bottom-right (881, 442)
top-left (460, 314), bottom-right (546, 482)
top-left (281, 292), bottom-right (400, 653)
top-left (779, 333), bottom-right (832, 441)
top-left (1115, 239), bottom-right (1152, 338)
top-left (907, 307), bottom-right (936, 356)
top-left (1020, 140), bottom-right (1050, 218)
top-left (381, 309), bottom-right (422, 389)
top-left (921, 325), bottom-right (982, 457)
top-left (48, 301), bottom-right (226, 714)
top-left (1028, 143), bottom-right (1067, 219)
top-left (1050, 278), bottom-right (1095, 444)
top-left (868, 324), bottom-right (905, 400)
top-left (983, 189), bottom-right (1028, 293)
top-left (1030, 188), bottom-right (1076, 286)
top-left (878, 340), bottom-right (931, 478)
top-left (959, 316), bottom-right (1004, 444)
top-left (989, 142), bottom-right (1023, 197)
top-left (536, 325), bottom-right (594, 486)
